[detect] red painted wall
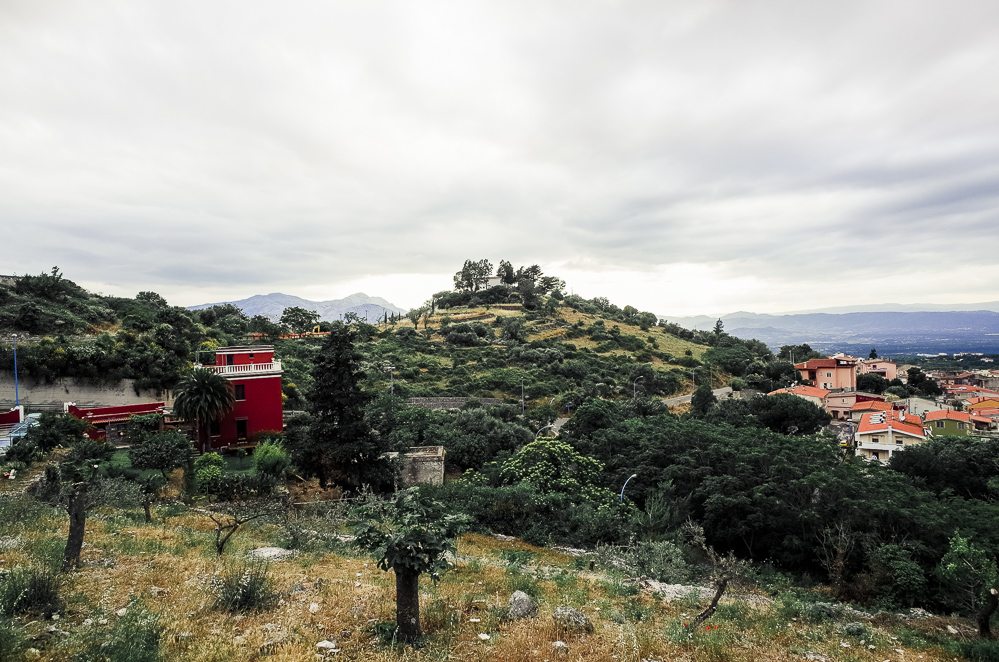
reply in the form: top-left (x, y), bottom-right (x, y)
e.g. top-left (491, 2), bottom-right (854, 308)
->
top-left (215, 349), bottom-right (274, 366)
top-left (0, 407), bottom-right (23, 426)
top-left (211, 375), bottom-right (283, 448)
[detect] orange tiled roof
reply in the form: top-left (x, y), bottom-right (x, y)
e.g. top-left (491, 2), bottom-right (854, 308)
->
top-left (924, 410), bottom-right (971, 424)
top-left (768, 385), bottom-right (832, 399)
top-left (851, 400), bottom-right (893, 412)
top-left (857, 411), bottom-right (926, 438)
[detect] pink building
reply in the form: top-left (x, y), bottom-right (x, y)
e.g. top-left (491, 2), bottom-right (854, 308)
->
top-left (857, 358), bottom-right (897, 381)
top-left (795, 356), bottom-right (858, 391)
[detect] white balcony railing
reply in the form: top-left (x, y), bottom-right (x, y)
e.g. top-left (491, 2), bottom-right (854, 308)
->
top-left (856, 441), bottom-right (905, 452)
top-left (202, 360), bottom-right (282, 376)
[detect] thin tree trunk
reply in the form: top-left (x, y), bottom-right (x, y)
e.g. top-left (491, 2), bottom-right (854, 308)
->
top-left (688, 577), bottom-right (728, 630)
top-left (395, 568), bottom-right (422, 642)
top-left (62, 483), bottom-right (87, 571)
top-left (979, 588), bottom-right (998, 639)
top-left (143, 495), bottom-right (152, 523)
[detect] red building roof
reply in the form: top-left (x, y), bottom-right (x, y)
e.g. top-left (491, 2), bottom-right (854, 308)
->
top-left (768, 385), bottom-right (831, 399)
top-left (851, 400), bottom-right (893, 413)
top-left (924, 410), bottom-right (971, 424)
top-left (67, 402), bottom-right (165, 426)
top-left (857, 410), bottom-right (926, 438)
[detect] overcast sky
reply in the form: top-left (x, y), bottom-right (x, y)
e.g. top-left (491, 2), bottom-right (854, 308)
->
top-left (2, 1), bottom-right (998, 316)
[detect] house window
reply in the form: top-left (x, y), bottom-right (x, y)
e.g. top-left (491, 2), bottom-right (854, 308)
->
top-left (896, 438), bottom-right (903, 445)
top-left (936, 421), bottom-right (944, 428)
top-left (826, 372), bottom-right (832, 377)
top-left (209, 419), bottom-right (221, 436)
top-left (236, 419), bottom-right (248, 440)
top-left (871, 436), bottom-right (881, 443)
top-left (234, 384), bottom-right (246, 401)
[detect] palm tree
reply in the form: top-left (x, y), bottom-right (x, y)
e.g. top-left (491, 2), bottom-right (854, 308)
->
top-left (172, 367), bottom-right (235, 453)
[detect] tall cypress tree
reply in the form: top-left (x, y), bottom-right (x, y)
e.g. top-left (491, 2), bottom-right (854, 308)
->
top-left (300, 322), bottom-right (391, 489)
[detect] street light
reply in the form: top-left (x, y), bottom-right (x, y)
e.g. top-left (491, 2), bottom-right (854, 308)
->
top-left (535, 423), bottom-right (555, 439)
top-left (633, 375), bottom-right (644, 400)
top-left (11, 334), bottom-right (19, 408)
top-left (619, 473), bottom-right (638, 501)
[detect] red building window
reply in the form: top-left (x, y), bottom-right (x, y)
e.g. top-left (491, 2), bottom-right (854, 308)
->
top-left (234, 384), bottom-right (246, 401)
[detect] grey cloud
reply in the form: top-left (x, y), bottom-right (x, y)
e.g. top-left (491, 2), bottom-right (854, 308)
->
top-left (1, 0), bottom-right (998, 311)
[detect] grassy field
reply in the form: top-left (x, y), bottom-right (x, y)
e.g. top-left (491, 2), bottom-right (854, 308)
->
top-left (0, 494), bottom-right (980, 662)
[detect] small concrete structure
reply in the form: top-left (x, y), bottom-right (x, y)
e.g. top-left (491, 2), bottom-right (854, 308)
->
top-left (386, 446), bottom-right (446, 487)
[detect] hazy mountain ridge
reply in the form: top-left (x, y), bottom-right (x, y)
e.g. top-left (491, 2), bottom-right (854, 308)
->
top-left (667, 309), bottom-right (999, 354)
top-left (189, 292), bottom-right (405, 323)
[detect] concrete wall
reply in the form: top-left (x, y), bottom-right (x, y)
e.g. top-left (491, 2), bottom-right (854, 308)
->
top-left (405, 397), bottom-right (505, 410)
top-left (0, 372), bottom-right (173, 411)
top-left (394, 446), bottom-right (445, 487)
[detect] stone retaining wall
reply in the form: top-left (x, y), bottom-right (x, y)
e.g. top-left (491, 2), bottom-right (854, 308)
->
top-left (0, 372), bottom-right (172, 411)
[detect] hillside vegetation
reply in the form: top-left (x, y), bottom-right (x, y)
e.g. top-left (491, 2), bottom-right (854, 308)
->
top-left (0, 491), bottom-right (982, 662)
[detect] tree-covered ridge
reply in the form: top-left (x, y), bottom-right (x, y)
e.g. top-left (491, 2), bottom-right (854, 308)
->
top-left (0, 269), bottom-right (278, 391)
top-left (0, 265), bottom-right (728, 406)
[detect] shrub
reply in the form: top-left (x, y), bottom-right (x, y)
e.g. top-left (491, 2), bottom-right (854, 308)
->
top-left (211, 562), bottom-right (278, 613)
top-left (629, 540), bottom-right (693, 583)
top-left (952, 639), bottom-right (999, 662)
top-left (0, 566), bottom-right (63, 617)
top-left (5, 440), bottom-right (38, 465)
top-left (253, 442), bottom-right (290, 480)
top-left (194, 452), bottom-right (224, 474)
top-left (73, 600), bottom-right (162, 662)
top-left (0, 618), bottom-right (24, 660)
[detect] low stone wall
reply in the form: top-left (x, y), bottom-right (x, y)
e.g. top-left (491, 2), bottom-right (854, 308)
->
top-left (405, 396), bottom-right (505, 410)
top-left (0, 372), bottom-right (172, 411)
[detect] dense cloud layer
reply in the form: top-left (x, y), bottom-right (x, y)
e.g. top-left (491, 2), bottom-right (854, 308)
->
top-left (2, 1), bottom-right (998, 314)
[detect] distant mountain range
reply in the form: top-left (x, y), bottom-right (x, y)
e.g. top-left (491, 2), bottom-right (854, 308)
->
top-left (667, 309), bottom-right (999, 355)
top-left (190, 292), bottom-right (406, 323)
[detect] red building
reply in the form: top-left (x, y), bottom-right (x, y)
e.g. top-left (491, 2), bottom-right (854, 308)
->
top-left (202, 345), bottom-right (284, 449)
top-left (65, 402), bottom-right (166, 442)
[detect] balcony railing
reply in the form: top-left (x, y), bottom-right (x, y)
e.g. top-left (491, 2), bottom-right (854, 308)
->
top-left (201, 360), bottom-right (282, 376)
top-left (856, 441), bottom-right (905, 452)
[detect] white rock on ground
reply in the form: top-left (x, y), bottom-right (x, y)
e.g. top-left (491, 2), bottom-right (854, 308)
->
top-left (248, 547), bottom-right (296, 561)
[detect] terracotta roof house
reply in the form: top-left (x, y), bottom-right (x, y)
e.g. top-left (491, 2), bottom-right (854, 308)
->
top-left (965, 396), bottom-right (999, 412)
top-left (768, 385), bottom-right (831, 408)
top-left (857, 358), bottom-right (898, 381)
top-left (855, 410), bottom-right (928, 463)
top-left (795, 356), bottom-right (857, 391)
top-left (924, 410), bottom-right (972, 436)
top-left (849, 399), bottom-right (894, 422)
top-left (824, 391), bottom-right (885, 421)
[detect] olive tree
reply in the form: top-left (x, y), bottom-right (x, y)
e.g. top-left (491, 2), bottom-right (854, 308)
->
top-left (352, 489), bottom-right (467, 642)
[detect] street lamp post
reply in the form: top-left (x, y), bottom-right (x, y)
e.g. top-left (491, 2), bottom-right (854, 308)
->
top-left (633, 375), bottom-right (644, 400)
top-left (619, 473), bottom-right (638, 501)
top-left (535, 423), bottom-right (555, 439)
top-left (11, 334), bottom-right (19, 408)
top-left (383, 364), bottom-right (395, 395)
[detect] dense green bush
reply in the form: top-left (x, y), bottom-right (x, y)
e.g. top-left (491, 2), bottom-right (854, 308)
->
top-left (423, 481), bottom-right (635, 547)
top-left (254, 441), bottom-right (290, 480)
